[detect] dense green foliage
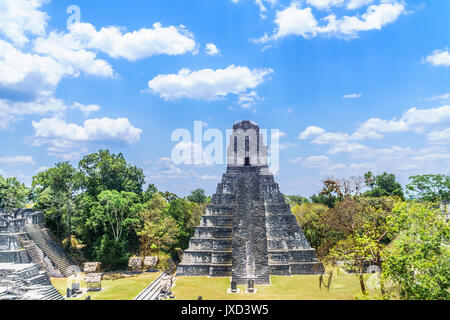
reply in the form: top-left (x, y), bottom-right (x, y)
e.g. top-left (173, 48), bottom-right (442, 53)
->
top-left (32, 162), bottom-right (80, 244)
top-left (383, 201), bottom-right (449, 300)
top-left (0, 176), bottom-right (29, 211)
top-left (364, 172), bottom-right (405, 199)
top-left (406, 174), bottom-right (450, 202)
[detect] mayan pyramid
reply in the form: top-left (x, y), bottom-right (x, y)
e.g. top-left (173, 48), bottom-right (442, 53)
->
top-left (176, 121), bottom-right (323, 285)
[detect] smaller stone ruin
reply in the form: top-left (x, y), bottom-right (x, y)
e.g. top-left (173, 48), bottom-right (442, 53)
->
top-left (85, 273), bottom-right (102, 292)
top-left (128, 257), bottom-right (143, 272)
top-left (83, 262), bottom-right (101, 273)
top-left (143, 256), bottom-right (158, 270)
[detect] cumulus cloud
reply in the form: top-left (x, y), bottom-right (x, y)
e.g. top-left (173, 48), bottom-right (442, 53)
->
top-left (0, 156), bottom-right (35, 165)
top-left (256, 1), bottom-right (405, 42)
top-left (147, 64), bottom-right (273, 102)
top-left (0, 39), bottom-right (74, 101)
top-left (33, 31), bottom-right (114, 78)
top-left (0, 0), bottom-right (49, 46)
top-left (427, 128), bottom-right (450, 144)
top-left (299, 126), bottom-right (327, 139)
top-left (205, 43), bottom-right (220, 55)
top-left (0, 97), bottom-right (100, 129)
top-left (62, 22), bottom-right (197, 61)
top-left (31, 117), bottom-right (142, 159)
top-left (299, 105), bottom-right (450, 145)
top-left (424, 49), bottom-right (450, 67)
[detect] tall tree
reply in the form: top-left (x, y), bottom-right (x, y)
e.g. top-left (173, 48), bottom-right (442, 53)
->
top-left (186, 189), bottom-right (207, 204)
top-left (364, 172), bottom-right (404, 200)
top-left (89, 190), bottom-right (141, 268)
top-left (406, 174), bottom-right (450, 202)
top-left (0, 176), bottom-right (29, 211)
top-left (32, 163), bottom-right (79, 247)
top-left (136, 193), bottom-right (180, 256)
top-left (323, 197), bottom-right (395, 296)
top-left (78, 149), bottom-right (145, 197)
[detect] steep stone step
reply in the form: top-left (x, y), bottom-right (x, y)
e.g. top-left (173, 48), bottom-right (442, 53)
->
top-left (134, 272), bottom-right (169, 300)
top-left (24, 225), bottom-right (76, 277)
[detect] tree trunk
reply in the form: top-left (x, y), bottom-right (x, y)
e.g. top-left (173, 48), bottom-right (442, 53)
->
top-left (67, 200), bottom-right (71, 250)
top-left (359, 263), bottom-right (367, 295)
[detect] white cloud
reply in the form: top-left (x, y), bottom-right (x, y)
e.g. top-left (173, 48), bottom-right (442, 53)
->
top-left (271, 4), bottom-right (318, 40)
top-left (238, 91), bottom-right (261, 108)
top-left (31, 117), bottom-right (142, 159)
top-left (65, 22), bottom-right (197, 61)
top-left (0, 0), bottom-right (49, 46)
top-left (318, 1), bottom-right (405, 39)
top-left (0, 97), bottom-right (101, 129)
top-left (33, 31), bottom-right (114, 78)
top-left (300, 105), bottom-right (450, 146)
top-left (346, 0), bottom-right (375, 10)
top-left (32, 117), bottom-right (142, 144)
top-left (306, 0), bottom-right (345, 10)
top-left (299, 126), bottom-right (326, 139)
top-left (298, 155), bottom-right (347, 173)
top-left (257, 1), bottom-right (405, 42)
top-left (147, 65), bottom-right (273, 102)
top-left (354, 105), bottom-right (450, 138)
top-left (343, 92), bottom-right (362, 98)
top-left (426, 93), bottom-right (450, 101)
top-left (0, 156), bottom-right (35, 165)
top-left (427, 128), bottom-right (450, 144)
top-left (424, 49), bottom-right (450, 67)
top-left (0, 39), bottom-right (74, 100)
top-left (71, 102), bottom-right (101, 117)
top-left (327, 142), bottom-right (370, 155)
top-left (205, 43), bottom-right (220, 56)
top-left (306, 0), bottom-right (374, 10)
top-left (296, 104), bottom-right (450, 184)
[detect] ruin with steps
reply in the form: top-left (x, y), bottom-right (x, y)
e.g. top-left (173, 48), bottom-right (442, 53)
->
top-left (176, 121), bottom-right (323, 285)
top-left (0, 209), bottom-right (69, 300)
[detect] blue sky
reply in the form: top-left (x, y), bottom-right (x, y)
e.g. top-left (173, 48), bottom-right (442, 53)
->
top-left (0, 0), bottom-right (449, 196)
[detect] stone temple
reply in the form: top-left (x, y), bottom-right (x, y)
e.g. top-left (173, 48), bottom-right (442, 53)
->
top-left (177, 121), bottom-right (323, 285)
top-left (0, 209), bottom-right (74, 300)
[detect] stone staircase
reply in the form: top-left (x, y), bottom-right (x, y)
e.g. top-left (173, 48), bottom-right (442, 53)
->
top-left (19, 238), bottom-right (49, 272)
top-left (133, 272), bottom-right (169, 300)
top-left (39, 286), bottom-right (64, 300)
top-left (24, 225), bottom-right (76, 277)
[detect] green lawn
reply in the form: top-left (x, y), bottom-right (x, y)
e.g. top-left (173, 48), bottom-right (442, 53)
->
top-left (51, 272), bottom-right (378, 300)
top-left (172, 274), bottom-right (376, 300)
top-left (51, 272), bottom-right (161, 300)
